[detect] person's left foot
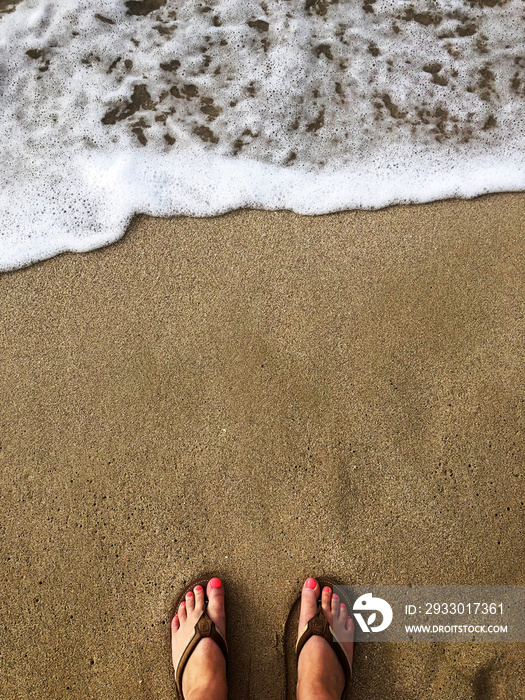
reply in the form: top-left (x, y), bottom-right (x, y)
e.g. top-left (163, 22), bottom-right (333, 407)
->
top-left (171, 578), bottom-right (227, 700)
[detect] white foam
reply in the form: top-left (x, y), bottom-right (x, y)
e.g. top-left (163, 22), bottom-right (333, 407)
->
top-left (0, 0), bottom-right (524, 270)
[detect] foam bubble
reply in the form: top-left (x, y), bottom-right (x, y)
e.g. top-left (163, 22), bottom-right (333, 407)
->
top-left (0, 0), bottom-right (523, 270)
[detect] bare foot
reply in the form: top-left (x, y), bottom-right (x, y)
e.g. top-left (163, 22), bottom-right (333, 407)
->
top-left (171, 578), bottom-right (227, 700)
top-left (296, 578), bottom-right (354, 700)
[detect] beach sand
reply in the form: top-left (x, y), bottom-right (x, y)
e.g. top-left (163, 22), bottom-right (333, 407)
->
top-left (1, 194), bottom-right (524, 699)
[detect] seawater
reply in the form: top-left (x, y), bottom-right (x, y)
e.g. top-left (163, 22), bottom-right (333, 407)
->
top-left (0, 0), bottom-right (523, 270)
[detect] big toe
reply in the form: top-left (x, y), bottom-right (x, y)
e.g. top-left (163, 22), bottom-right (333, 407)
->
top-left (298, 577), bottom-right (321, 633)
top-left (206, 577), bottom-right (226, 638)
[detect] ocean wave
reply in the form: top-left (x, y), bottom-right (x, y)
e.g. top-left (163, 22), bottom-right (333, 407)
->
top-left (0, 0), bottom-right (523, 269)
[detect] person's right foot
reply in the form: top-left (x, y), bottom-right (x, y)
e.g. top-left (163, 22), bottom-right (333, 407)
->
top-left (296, 578), bottom-right (354, 700)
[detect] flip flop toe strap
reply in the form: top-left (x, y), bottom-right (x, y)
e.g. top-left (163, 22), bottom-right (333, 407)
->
top-left (175, 609), bottom-right (228, 698)
top-left (295, 608), bottom-right (352, 682)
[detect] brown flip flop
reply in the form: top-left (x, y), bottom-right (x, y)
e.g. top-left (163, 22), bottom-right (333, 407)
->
top-left (172, 576), bottom-right (228, 700)
top-left (284, 577), bottom-right (353, 700)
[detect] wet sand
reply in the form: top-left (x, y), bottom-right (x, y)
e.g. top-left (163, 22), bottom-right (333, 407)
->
top-left (1, 194), bottom-right (524, 699)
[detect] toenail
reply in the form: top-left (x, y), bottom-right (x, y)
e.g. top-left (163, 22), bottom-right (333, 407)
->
top-left (323, 587), bottom-right (331, 593)
top-left (305, 578), bottom-right (317, 589)
top-left (187, 591), bottom-right (193, 596)
top-left (180, 601), bottom-right (185, 606)
top-left (210, 578), bottom-right (222, 589)
top-left (333, 594), bottom-right (338, 600)
top-left (195, 585), bottom-right (203, 592)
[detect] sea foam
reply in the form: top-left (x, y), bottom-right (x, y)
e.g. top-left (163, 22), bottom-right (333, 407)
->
top-left (0, 0), bottom-right (523, 270)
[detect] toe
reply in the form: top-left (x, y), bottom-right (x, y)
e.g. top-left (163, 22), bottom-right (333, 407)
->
top-left (340, 602), bottom-right (348, 625)
top-left (178, 600), bottom-right (187, 622)
top-left (321, 585), bottom-right (332, 618)
top-left (171, 613), bottom-right (180, 633)
top-left (206, 578), bottom-right (226, 638)
top-left (334, 600), bottom-right (351, 645)
top-left (332, 592), bottom-right (340, 618)
top-left (206, 577), bottom-right (224, 603)
top-left (194, 584), bottom-right (205, 612)
top-left (298, 577), bottom-right (320, 633)
top-left (346, 614), bottom-right (354, 633)
top-left (338, 609), bottom-right (354, 646)
top-left (186, 590), bottom-right (195, 612)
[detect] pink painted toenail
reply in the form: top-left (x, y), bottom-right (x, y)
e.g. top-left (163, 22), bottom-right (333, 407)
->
top-left (210, 578), bottom-right (222, 589)
top-left (180, 601), bottom-right (185, 606)
top-left (187, 591), bottom-right (193, 597)
top-left (323, 587), bottom-right (331, 593)
top-left (195, 585), bottom-right (203, 592)
top-left (333, 594), bottom-right (339, 600)
top-left (305, 578), bottom-right (317, 589)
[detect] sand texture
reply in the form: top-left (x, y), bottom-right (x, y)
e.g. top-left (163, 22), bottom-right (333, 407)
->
top-left (1, 194), bottom-right (524, 699)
